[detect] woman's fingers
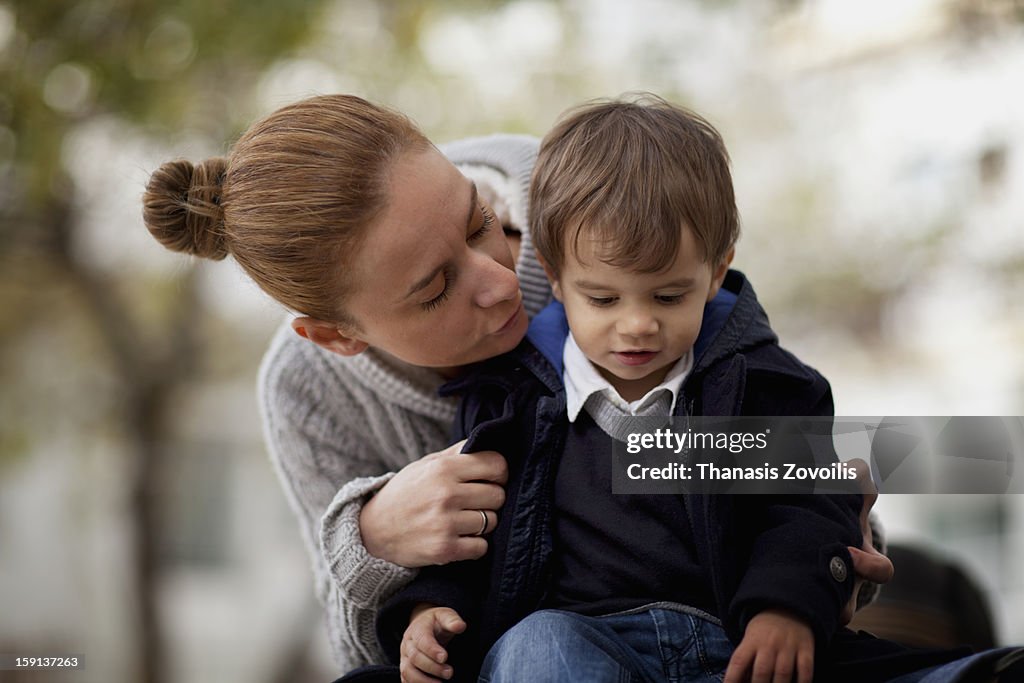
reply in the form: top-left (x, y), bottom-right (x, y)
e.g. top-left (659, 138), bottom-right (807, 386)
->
top-left (452, 481), bottom-right (506, 511)
top-left (361, 444), bottom-right (511, 566)
top-left (456, 508), bottom-right (498, 537)
top-left (849, 545), bottom-right (895, 584)
top-left (447, 536), bottom-right (490, 561)
top-left (448, 449), bottom-right (509, 485)
top-left (437, 440), bottom-right (507, 480)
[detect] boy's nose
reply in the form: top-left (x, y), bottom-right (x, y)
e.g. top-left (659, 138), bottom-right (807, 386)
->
top-left (617, 310), bottom-right (659, 338)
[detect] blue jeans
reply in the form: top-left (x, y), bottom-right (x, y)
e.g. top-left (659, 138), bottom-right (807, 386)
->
top-left (478, 608), bottom-right (732, 683)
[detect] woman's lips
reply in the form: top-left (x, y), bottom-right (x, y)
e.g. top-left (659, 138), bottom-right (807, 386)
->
top-left (494, 302), bottom-right (524, 334)
top-left (614, 350), bottom-right (658, 366)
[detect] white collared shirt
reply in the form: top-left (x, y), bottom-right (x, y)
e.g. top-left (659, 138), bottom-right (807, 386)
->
top-left (563, 332), bottom-right (693, 423)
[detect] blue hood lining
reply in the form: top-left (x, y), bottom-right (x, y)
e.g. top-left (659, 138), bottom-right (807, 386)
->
top-left (525, 288), bottom-right (739, 378)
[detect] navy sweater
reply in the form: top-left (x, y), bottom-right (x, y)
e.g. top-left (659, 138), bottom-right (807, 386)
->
top-left (544, 409), bottom-right (712, 617)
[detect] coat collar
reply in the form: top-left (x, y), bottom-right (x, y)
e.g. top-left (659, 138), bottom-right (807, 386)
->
top-left (690, 269), bottom-right (774, 377)
top-left (443, 269), bottom-right (807, 399)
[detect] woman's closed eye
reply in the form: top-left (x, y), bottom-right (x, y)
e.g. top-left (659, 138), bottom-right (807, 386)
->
top-left (420, 206), bottom-right (496, 312)
top-left (422, 268), bottom-right (454, 311)
top-left (468, 204), bottom-right (496, 242)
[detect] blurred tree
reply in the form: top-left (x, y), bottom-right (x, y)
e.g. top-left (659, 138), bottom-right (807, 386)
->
top-left (0, 1), bottom-right (331, 681)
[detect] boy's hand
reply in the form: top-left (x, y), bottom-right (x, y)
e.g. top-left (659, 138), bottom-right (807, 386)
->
top-left (724, 608), bottom-right (814, 683)
top-left (400, 604), bottom-right (466, 683)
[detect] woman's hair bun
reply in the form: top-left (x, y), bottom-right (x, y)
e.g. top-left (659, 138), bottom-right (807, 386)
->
top-left (143, 157), bottom-right (229, 260)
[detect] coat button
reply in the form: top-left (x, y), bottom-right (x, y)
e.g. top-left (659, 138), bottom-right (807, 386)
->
top-left (830, 556), bottom-right (849, 582)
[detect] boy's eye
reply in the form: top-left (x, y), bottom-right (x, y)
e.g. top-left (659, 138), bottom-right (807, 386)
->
top-left (587, 296), bottom-right (617, 307)
top-left (468, 204), bottom-right (496, 242)
top-left (656, 294), bottom-right (684, 304)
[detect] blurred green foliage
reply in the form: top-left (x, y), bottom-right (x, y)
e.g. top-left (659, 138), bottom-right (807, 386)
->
top-left (0, 0), bottom-right (334, 465)
top-left (2, 0), bottom-right (326, 229)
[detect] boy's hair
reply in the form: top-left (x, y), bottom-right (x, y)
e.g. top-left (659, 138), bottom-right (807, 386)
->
top-left (530, 93), bottom-right (739, 275)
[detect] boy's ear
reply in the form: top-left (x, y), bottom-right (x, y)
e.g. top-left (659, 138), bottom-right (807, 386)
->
top-left (706, 246), bottom-right (736, 302)
top-left (291, 317), bottom-right (369, 357)
top-left (535, 250), bottom-right (564, 302)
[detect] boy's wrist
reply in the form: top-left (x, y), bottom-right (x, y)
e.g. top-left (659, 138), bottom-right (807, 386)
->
top-left (743, 606), bottom-right (816, 643)
top-left (751, 606), bottom-right (810, 626)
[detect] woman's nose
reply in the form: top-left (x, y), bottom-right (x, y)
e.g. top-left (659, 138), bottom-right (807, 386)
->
top-left (472, 254), bottom-right (520, 308)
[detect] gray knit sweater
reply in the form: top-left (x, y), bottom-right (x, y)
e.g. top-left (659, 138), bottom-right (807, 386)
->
top-left (258, 135), bottom-right (550, 671)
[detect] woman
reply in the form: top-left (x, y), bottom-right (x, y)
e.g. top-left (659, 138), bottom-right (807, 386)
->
top-left (142, 94), bottom-right (893, 675)
top-left (144, 94), bottom-right (552, 670)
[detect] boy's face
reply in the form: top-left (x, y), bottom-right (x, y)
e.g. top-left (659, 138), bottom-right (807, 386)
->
top-left (549, 226), bottom-right (732, 402)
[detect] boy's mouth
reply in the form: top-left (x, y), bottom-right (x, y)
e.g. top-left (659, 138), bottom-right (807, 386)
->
top-left (614, 350), bottom-right (658, 366)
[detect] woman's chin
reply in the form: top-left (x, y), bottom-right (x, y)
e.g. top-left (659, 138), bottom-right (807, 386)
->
top-left (462, 325), bottom-right (528, 368)
top-left (400, 314), bottom-right (529, 374)
top-left (494, 313), bottom-right (529, 353)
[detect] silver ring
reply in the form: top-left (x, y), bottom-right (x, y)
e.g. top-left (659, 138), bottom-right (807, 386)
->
top-left (474, 509), bottom-right (489, 537)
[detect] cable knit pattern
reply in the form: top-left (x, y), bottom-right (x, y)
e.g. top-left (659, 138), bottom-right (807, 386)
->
top-left (258, 135), bottom-right (548, 671)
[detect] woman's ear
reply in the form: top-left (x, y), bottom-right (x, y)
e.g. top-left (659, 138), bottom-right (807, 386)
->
top-left (705, 246), bottom-right (736, 302)
top-left (536, 250), bottom-right (564, 302)
top-left (291, 317), bottom-right (368, 357)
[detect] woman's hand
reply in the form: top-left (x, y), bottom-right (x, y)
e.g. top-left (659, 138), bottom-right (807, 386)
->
top-left (841, 458), bottom-right (895, 624)
top-left (359, 440), bottom-right (508, 567)
top-left (725, 608), bottom-right (814, 683)
top-left (400, 604), bottom-right (466, 683)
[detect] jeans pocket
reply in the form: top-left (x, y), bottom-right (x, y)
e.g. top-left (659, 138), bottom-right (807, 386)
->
top-left (692, 618), bottom-right (733, 681)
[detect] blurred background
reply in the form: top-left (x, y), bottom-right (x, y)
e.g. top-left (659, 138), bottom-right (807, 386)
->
top-left (0, 0), bottom-right (1022, 681)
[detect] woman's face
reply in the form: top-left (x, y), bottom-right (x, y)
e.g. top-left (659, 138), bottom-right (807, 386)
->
top-left (342, 145), bottom-right (528, 371)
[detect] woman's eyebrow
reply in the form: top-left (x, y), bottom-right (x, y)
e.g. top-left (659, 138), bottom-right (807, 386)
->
top-left (464, 181), bottom-right (478, 231)
top-left (403, 182), bottom-right (478, 301)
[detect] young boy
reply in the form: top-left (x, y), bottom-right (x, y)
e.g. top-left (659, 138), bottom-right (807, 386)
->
top-left (369, 94), bottom-right (856, 682)
top-left (373, 96), bottom-right (983, 683)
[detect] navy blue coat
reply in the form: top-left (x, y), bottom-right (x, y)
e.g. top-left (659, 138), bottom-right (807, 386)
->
top-left (376, 270), bottom-right (865, 680)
